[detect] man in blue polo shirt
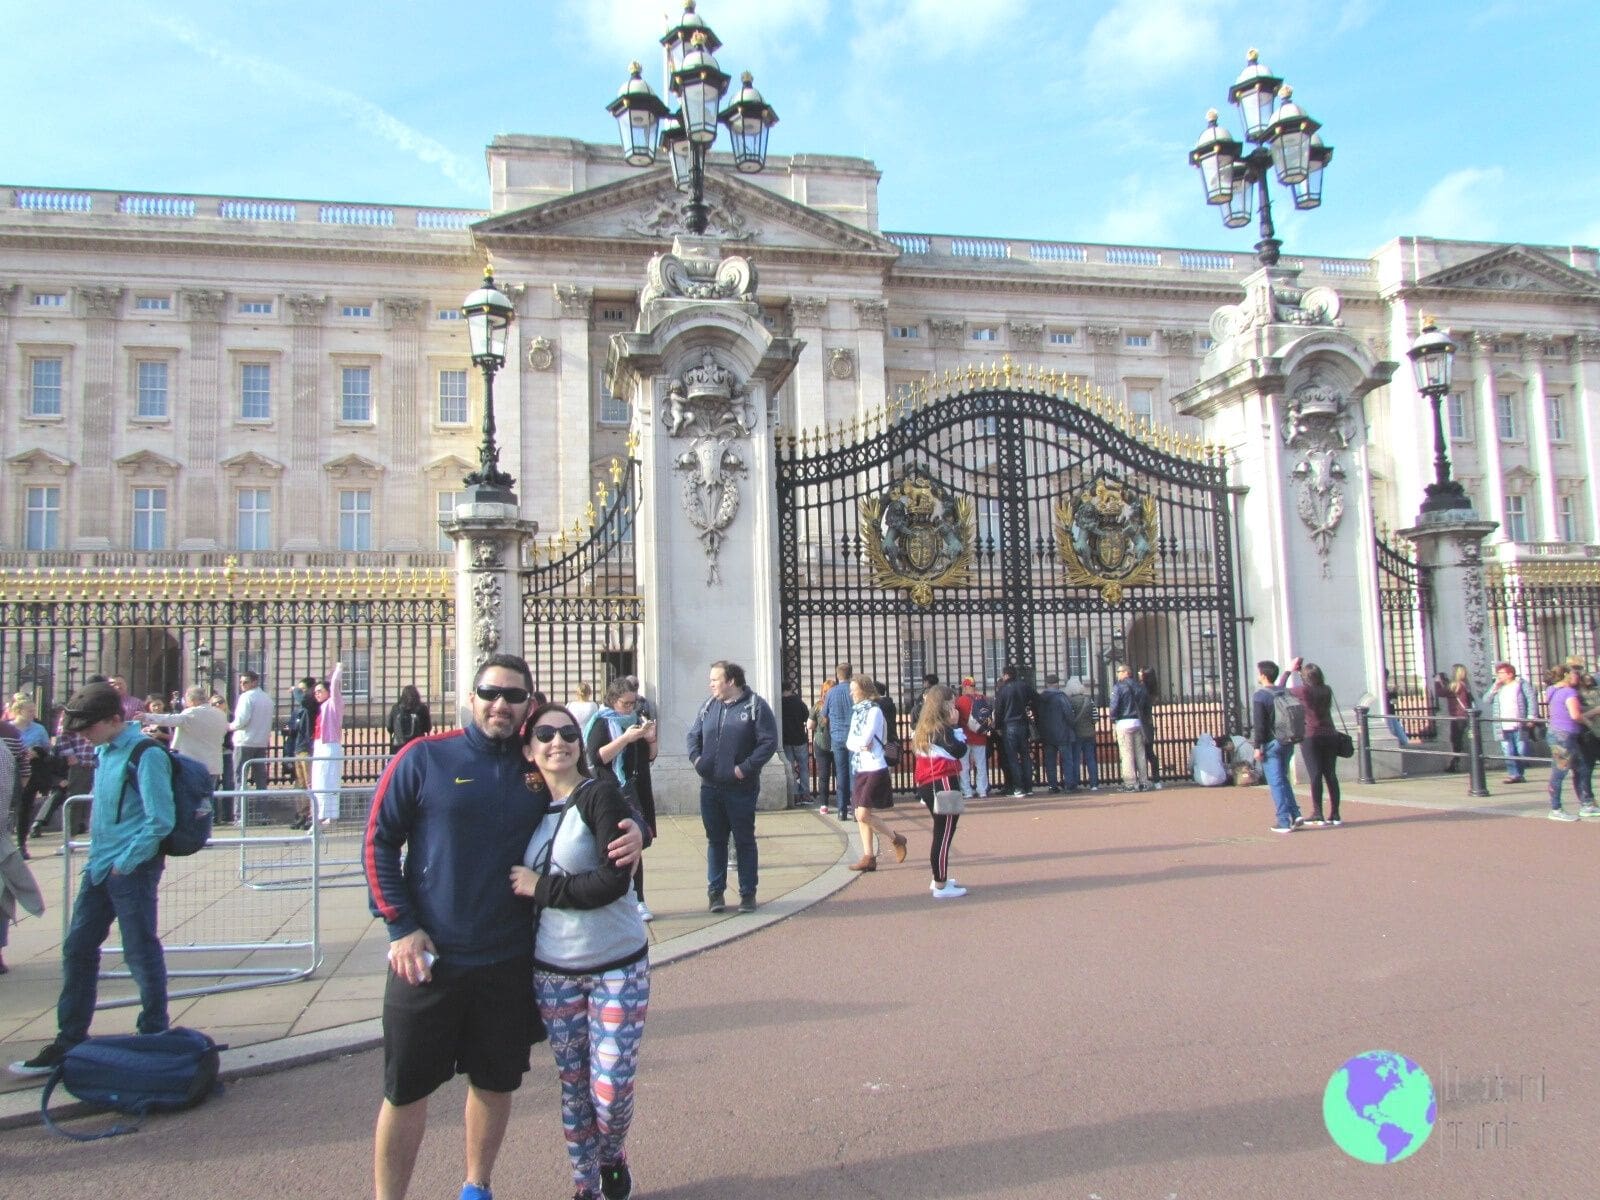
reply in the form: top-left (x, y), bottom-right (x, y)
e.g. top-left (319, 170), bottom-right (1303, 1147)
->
top-left (10, 681), bottom-right (175, 1077)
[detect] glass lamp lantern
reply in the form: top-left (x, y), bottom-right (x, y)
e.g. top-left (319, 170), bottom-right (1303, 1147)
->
top-left (1221, 165), bottom-right (1254, 229)
top-left (1292, 136), bottom-right (1332, 209)
top-left (608, 63), bottom-right (669, 167)
top-left (1190, 109), bottom-right (1243, 205)
top-left (462, 270), bottom-right (515, 366)
top-left (1408, 318), bottom-right (1456, 397)
top-left (720, 72), bottom-right (778, 173)
top-left (1228, 49), bottom-right (1283, 142)
top-left (672, 33), bottom-right (731, 145)
top-left (660, 0), bottom-right (721, 78)
top-left (1267, 86), bottom-right (1321, 186)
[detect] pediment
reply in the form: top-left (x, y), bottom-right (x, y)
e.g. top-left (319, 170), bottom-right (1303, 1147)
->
top-left (115, 449), bottom-right (180, 476)
top-left (323, 453), bottom-right (384, 479)
top-left (8, 447), bottom-right (74, 476)
top-left (474, 170), bottom-right (901, 258)
top-left (423, 453), bottom-right (474, 480)
top-left (220, 450), bottom-right (285, 477)
top-left (1418, 245), bottom-right (1600, 298)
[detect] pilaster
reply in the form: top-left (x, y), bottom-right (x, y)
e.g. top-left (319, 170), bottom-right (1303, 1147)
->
top-left (1470, 332), bottom-right (1508, 539)
top-left (554, 284), bottom-right (594, 526)
top-left (1576, 334), bottom-right (1600, 539)
top-left (1522, 336), bottom-right (1559, 540)
top-left (1087, 325), bottom-right (1121, 390)
top-left (788, 294), bottom-right (828, 434)
top-left (75, 286), bottom-right (122, 548)
top-left (385, 296), bottom-right (426, 549)
top-left (852, 298), bottom-right (887, 425)
top-left (284, 294), bottom-right (327, 549)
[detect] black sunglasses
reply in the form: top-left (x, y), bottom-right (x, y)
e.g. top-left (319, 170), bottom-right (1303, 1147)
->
top-left (475, 685), bottom-right (530, 705)
top-left (530, 724), bottom-right (581, 744)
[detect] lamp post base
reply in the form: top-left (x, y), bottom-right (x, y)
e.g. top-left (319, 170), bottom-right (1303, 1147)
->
top-left (1418, 479), bottom-right (1475, 520)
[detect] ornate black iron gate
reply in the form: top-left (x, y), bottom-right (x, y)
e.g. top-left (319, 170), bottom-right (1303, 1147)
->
top-left (1374, 534), bottom-right (1434, 733)
top-left (776, 371), bottom-right (1243, 783)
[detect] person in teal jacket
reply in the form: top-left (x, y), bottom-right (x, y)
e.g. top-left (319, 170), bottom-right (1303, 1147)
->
top-left (8, 681), bottom-right (175, 1077)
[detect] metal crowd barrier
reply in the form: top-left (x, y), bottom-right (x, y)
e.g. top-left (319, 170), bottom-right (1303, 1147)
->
top-left (60, 795), bottom-right (323, 1007)
top-left (1353, 707), bottom-right (1561, 798)
top-left (233, 753), bottom-right (388, 889)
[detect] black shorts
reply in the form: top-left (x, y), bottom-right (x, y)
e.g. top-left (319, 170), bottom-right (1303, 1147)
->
top-left (382, 954), bottom-right (542, 1106)
top-left (851, 768), bottom-right (893, 810)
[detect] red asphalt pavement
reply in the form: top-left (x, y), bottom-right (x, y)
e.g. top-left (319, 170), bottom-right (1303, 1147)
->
top-left (6, 783), bottom-right (1592, 1200)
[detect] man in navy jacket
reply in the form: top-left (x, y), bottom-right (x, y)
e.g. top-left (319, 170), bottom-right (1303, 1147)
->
top-left (364, 653), bottom-right (643, 1200)
top-left (687, 659), bottom-right (779, 914)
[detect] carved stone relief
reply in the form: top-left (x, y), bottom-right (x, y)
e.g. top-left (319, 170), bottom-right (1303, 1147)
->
top-left (183, 289), bottom-right (227, 322)
top-left (80, 287), bottom-right (122, 318)
top-left (385, 297), bottom-right (424, 326)
top-left (929, 319), bottom-right (964, 346)
top-left (286, 294), bottom-right (328, 325)
top-left (622, 193), bottom-right (753, 242)
top-left (1280, 367), bottom-right (1358, 578)
top-left (554, 285), bottom-right (594, 319)
top-left (789, 296), bottom-right (827, 326)
top-left (828, 348), bottom-right (856, 380)
top-left (471, 571), bottom-right (503, 667)
top-left (853, 299), bottom-right (888, 330)
top-left (1459, 537), bottom-right (1491, 693)
top-left (526, 336), bottom-right (555, 371)
top-left (639, 250), bottom-right (757, 306)
top-left (1007, 321), bottom-right (1045, 350)
top-left (1211, 274), bottom-right (1341, 343)
top-left (663, 348), bottom-right (755, 585)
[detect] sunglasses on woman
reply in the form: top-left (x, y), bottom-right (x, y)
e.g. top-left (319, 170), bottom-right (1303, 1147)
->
top-left (530, 724), bottom-right (581, 744)
top-left (476, 685), bottom-right (530, 704)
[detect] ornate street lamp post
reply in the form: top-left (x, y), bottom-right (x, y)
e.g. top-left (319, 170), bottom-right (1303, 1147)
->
top-left (1189, 50), bottom-right (1333, 266)
top-left (1408, 316), bottom-right (1474, 515)
top-left (606, 0), bottom-right (778, 235)
top-left (461, 267), bottom-right (516, 498)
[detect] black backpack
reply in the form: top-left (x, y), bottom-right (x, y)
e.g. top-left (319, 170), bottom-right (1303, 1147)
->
top-left (122, 740), bottom-right (216, 856)
top-left (970, 697), bottom-right (995, 733)
top-left (1271, 689), bottom-right (1307, 745)
top-left (41, 1027), bottom-right (224, 1140)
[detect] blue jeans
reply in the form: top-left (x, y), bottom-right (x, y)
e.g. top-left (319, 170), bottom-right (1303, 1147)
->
top-left (1384, 716), bottom-right (1412, 746)
top-left (1079, 737), bottom-right (1099, 788)
top-left (59, 857), bottom-right (168, 1044)
top-left (1498, 727), bottom-right (1528, 781)
top-left (1263, 740), bottom-right (1300, 828)
top-left (782, 744), bottom-right (811, 801)
top-left (700, 783), bottom-right (759, 898)
top-left (1548, 730), bottom-right (1595, 809)
top-left (831, 745), bottom-right (853, 815)
top-left (1002, 721), bottom-right (1032, 792)
top-left (1042, 740), bottom-right (1078, 790)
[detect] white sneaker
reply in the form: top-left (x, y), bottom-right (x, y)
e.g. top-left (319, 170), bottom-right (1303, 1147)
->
top-left (636, 901), bottom-right (654, 922)
top-left (930, 882), bottom-right (968, 899)
top-left (929, 877), bottom-right (961, 891)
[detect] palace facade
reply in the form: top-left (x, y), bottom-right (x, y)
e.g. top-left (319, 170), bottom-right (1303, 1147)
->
top-left (3, 134), bottom-right (1598, 568)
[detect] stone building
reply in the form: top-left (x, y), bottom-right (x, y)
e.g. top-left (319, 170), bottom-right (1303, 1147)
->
top-left (4, 134), bottom-right (1597, 568)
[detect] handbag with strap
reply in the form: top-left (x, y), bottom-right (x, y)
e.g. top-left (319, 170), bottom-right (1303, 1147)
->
top-left (875, 733), bottom-right (901, 766)
top-left (932, 788), bottom-right (965, 815)
top-left (1332, 691), bottom-right (1355, 758)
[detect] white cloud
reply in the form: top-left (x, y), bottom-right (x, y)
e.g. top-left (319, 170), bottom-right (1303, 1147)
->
top-left (1402, 167), bottom-right (1506, 241)
top-left (561, 0), bottom-right (829, 67)
top-left (1090, 172), bottom-right (1190, 246)
top-left (1080, 0), bottom-right (1224, 92)
top-left (848, 0), bottom-right (1031, 63)
top-left (143, 14), bottom-right (479, 195)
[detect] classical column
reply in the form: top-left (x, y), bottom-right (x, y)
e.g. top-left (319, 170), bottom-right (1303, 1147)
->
top-left (75, 286), bottom-right (122, 548)
top-left (1470, 332), bottom-right (1508, 539)
top-left (553, 284), bottom-right (594, 528)
top-left (0, 284), bottom-right (16, 469)
top-left (1160, 327), bottom-right (1197, 397)
top-left (1087, 325), bottom-right (1121, 392)
top-left (384, 297), bottom-right (426, 550)
top-left (1522, 335), bottom-right (1559, 540)
top-left (1400, 518), bottom-right (1499, 709)
top-left (788, 295), bottom-right (828, 434)
top-left (1576, 333), bottom-right (1600, 539)
top-left (284, 294), bottom-right (327, 549)
top-left (852, 298), bottom-right (888, 424)
top-left (180, 289), bottom-right (226, 549)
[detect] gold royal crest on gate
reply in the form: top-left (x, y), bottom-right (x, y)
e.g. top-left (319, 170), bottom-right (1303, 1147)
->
top-left (860, 466), bottom-right (975, 607)
top-left (1053, 469), bottom-right (1159, 604)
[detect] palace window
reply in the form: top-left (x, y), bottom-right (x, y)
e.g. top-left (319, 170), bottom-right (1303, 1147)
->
top-left (29, 357), bottom-right (63, 416)
top-left (136, 360), bottom-right (169, 419)
top-left (437, 491), bottom-right (461, 552)
top-left (238, 299), bottom-right (274, 315)
top-left (1549, 396), bottom-right (1567, 441)
top-left (31, 293), bottom-right (65, 308)
top-left (971, 327), bottom-right (997, 342)
top-left (1504, 494), bottom-right (1528, 542)
top-left (341, 366), bottom-right (372, 422)
top-left (340, 304), bottom-right (373, 319)
top-left (1127, 386), bottom-right (1154, 421)
top-left (891, 325), bottom-right (920, 340)
top-left (24, 485), bottom-right (60, 551)
top-left (435, 307), bottom-right (461, 321)
top-left (339, 489), bottom-right (373, 551)
top-left (1125, 334), bottom-right (1151, 348)
top-left (1048, 330), bottom-right (1074, 345)
top-left (347, 647), bottom-right (372, 698)
top-left (1496, 393), bottom-right (1518, 440)
top-left (132, 487), bottom-right (168, 550)
top-left (1559, 495), bottom-right (1582, 543)
top-left (598, 375), bottom-right (629, 425)
top-left (240, 363), bottom-right (271, 420)
top-left (135, 295), bottom-right (171, 311)
top-left (1065, 636), bottom-right (1091, 680)
top-left (438, 369), bottom-right (469, 425)
top-left (1198, 336), bottom-right (1215, 351)
top-left (236, 488), bottom-right (271, 551)
top-left (1446, 393), bottom-right (1468, 440)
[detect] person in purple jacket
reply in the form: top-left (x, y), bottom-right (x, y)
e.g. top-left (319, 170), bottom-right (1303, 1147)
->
top-left (363, 654), bottom-right (644, 1200)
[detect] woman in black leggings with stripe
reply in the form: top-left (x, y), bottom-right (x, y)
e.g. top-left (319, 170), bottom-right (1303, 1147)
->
top-left (1282, 657), bottom-right (1342, 826)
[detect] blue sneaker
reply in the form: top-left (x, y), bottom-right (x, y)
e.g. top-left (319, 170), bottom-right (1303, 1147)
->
top-left (461, 1183), bottom-right (492, 1200)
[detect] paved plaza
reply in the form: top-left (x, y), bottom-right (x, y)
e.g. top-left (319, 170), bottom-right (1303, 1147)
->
top-left (2, 768), bottom-right (1592, 1198)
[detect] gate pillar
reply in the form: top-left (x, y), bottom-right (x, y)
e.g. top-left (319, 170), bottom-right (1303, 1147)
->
top-left (1398, 518), bottom-right (1499, 707)
top-left (1174, 265), bottom-right (1397, 714)
top-left (607, 236), bottom-right (803, 812)
top-left (444, 494), bottom-right (538, 727)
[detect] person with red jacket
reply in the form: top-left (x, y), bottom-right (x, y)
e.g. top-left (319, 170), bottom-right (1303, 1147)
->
top-left (953, 676), bottom-right (990, 799)
top-left (912, 684), bottom-right (969, 899)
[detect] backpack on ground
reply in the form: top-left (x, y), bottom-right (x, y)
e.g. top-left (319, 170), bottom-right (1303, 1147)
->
top-left (122, 740), bottom-right (215, 856)
top-left (41, 1026), bottom-right (224, 1140)
top-left (1271, 689), bottom-right (1306, 745)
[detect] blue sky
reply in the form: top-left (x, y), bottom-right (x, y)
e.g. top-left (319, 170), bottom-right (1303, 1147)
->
top-left (3, 1), bottom-right (1596, 259)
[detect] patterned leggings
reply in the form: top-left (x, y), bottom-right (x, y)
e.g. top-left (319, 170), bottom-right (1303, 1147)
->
top-left (535, 958), bottom-right (651, 1196)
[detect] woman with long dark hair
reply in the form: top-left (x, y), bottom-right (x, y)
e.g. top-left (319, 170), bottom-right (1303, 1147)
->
top-left (583, 677), bottom-right (659, 921)
top-left (911, 684), bottom-right (968, 899)
top-left (843, 674), bottom-right (905, 872)
top-left (510, 702), bottom-right (649, 1200)
top-left (386, 684), bottom-right (432, 755)
top-left (1282, 656), bottom-right (1342, 826)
